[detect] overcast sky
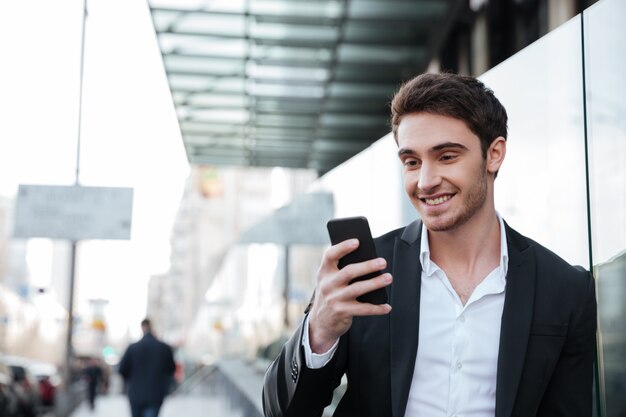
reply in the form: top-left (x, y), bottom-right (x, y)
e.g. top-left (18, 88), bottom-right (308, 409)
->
top-left (0, 0), bottom-right (190, 341)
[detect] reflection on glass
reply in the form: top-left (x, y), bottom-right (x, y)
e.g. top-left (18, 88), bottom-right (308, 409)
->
top-left (584, 0), bottom-right (626, 415)
top-left (480, 16), bottom-right (589, 268)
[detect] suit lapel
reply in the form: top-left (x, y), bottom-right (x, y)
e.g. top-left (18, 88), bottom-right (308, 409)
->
top-left (390, 220), bottom-right (422, 417)
top-left (495, 224), bottom-right (536, 417)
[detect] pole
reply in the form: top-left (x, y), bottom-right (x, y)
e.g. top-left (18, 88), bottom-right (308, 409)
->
top-left (63, 0), bottom-right (88, 389)
top-left (63, 241), bottom-right (78, 387)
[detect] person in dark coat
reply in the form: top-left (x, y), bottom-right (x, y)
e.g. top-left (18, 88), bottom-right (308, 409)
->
top-left (119, 318), bottom-right (175, 417)
top-left (83, 358), bottom-right (103, 410)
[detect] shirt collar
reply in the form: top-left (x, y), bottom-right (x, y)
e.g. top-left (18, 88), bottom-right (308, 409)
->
top-left (419, 213), bottom-right (509, 279)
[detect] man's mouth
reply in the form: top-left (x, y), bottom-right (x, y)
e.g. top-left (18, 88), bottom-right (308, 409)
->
top-left (421, 194), bottom-right (454, 206)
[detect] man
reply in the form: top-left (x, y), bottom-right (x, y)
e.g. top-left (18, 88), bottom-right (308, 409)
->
top-left (262, 73), bottom-right (597, 417)
top-left (119, 319), bottom-right (175, 417)
top-left (83, 358), bottom-right (103, 410)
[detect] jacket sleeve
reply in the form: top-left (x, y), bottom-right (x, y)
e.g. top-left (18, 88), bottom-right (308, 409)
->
top-left (537, 271), bottom-right (597, 416)
top-left (262, 317), bottom-right (347, 417)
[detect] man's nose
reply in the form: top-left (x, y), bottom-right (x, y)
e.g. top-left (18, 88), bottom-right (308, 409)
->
top-left (418, 163), bottom-right (441, 193)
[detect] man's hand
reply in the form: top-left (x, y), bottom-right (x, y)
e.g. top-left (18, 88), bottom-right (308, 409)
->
top-left (308, 238), bottom-right (392, 353)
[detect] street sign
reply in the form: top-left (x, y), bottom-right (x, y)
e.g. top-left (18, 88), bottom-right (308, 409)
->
top-left (13, 184), bottom-right (133, 240)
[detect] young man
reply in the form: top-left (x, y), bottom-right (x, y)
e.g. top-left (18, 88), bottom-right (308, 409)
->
top-left (119, 319), bottom-right (176, 417)
top-left (262, 73), bottom-right (597, 417)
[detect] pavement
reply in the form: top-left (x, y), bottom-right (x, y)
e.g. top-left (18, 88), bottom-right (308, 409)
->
top-left (65, 361), bottom-right (266, 417)
top-left (70, 393), bottom-right (244, 417)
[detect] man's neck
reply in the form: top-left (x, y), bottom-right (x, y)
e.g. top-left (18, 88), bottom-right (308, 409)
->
top-left (428, 206), bottom-right (502, 279)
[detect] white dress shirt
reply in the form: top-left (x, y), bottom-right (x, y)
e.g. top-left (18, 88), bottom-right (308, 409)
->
top-left (303, 216), bottom-right (509, 417)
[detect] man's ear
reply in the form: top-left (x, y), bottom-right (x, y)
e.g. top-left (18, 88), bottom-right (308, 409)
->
top-left (486, 137), bottom-right (506, 175)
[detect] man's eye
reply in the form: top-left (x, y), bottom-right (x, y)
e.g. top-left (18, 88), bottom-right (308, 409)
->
top-left (403, 159), bottom-right (419, 167)
top-left (440, 154), bottom-right (457, 161)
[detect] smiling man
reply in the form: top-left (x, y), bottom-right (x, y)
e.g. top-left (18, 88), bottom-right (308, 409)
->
top-left (262, 73), bottom-right (597, 417)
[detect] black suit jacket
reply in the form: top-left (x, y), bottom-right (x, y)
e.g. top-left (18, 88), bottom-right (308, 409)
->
top-left (262, 220), bottom-right (597, 417)
top-left (119, 333), bottom-right (176, 406)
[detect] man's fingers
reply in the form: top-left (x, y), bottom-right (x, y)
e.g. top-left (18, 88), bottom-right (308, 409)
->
top-left (338, 257), bottom-right (387, 282)
top-left (322, 238), bottom-right (360, 268)
top-left (348, 301), bottom-right (392, 317)
top-left (343, 272), bottom-right (392, 300)
top-left (319, 257), bottom-right (387, 292)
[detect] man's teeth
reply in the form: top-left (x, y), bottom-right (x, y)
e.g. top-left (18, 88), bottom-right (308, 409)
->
top-left (425, 195), bottom-right (452, 205)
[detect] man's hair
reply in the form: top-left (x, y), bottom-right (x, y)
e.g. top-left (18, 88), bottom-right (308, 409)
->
top-left (390, 73), bottom-right (508, 157)
top-left (141, 318), bottom-right (151, 331)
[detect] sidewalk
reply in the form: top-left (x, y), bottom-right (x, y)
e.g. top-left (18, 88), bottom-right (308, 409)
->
top-left (70, 393), bottom-right (243, 417)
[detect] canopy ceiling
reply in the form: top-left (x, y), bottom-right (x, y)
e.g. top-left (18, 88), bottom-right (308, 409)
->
top-left (148, 0), bottom-right (464, 174)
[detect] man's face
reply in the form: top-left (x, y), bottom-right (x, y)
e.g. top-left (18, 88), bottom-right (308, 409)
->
top-left (397, 112), bottom-right (494, 232)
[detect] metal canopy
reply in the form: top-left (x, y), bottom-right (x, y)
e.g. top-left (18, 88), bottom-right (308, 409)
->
top-left (148, 0), bottom-right (464, 174)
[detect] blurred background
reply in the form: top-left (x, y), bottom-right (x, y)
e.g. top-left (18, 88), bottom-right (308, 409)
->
top-left (1, 0), bottom-right (624, 416)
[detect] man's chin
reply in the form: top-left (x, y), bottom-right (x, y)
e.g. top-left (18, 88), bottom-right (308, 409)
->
top-left (420, 214), bottom-right (458, 232)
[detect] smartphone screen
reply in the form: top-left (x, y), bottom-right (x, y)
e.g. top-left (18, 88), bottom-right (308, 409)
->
top-left (326, 216), bottom-right (388, 304)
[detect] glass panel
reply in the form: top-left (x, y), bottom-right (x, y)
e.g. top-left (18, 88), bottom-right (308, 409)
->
top-left (328, 82), bottom-right (395, 98)
top-left (150, 0), bottom-right (247, 13)
top-left (325, 97), bottom-right (387, 112)
top-left (193, 146), bottom-right (250, 157)
top-left (316, 126), bottom-right (372, 139)
top-left (246, 63), bottom-right (330, 82)
top-left (180, 121), bottom-right (247, 133)
top-left (250, 21), bottom-right (339, 42)
top-left (190, 154), bottom-right (250, 165)
top-left (250, 44), bottom-right (333, 62)
top-left (151, 10), bottom-right (184, 32)
top-left (168, 74), bottom-right (213, 90)
top-left (255, 114), bottom-right (317, 128)
top-left (191, 137), bottom-right (249, 148)
top-left (319, 114), bottom-right (387, 127)
top-left (250, 83), bottom-right (325, 98)
top-left (173, 14), bottom-right (246, 36)
top-left (254, 139), bottom-right (310, 149)
top-left (337, 44), bottom-right (425, 64)
top-left (250, 0), bottom-right (343, 19)
top-left (334, 63), bottom-right (405, 83)
top-left (165, 55), bottom-right (245, 76)
top-left (183, 109), bottom-right (249, 123)
top-left (168, 75), bottom-right (245, 93)
top-left (343, 21), bottom-right (428, 44)
top-left (254, 126), bottom-right (314, 138)
top-left (347, 0), bottom-right (447, 20)
top-left (312, 139), bottom-right (369, 153)
top-left (480, 17), bottom-right (589, 268)
top-left (158, 33), bottom-right (247, 57)
top-left (186, 94), bottom-right (249, 107)
top-left (584, 0), bottom-right (626, 415)
top-left (254, 98), bottom-right (323, 114)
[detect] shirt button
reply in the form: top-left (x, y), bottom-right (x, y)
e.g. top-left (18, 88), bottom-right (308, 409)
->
top-left (456, 362), bottom-right (463, 370)
top-left (459, 315), bottom-right (466, 322)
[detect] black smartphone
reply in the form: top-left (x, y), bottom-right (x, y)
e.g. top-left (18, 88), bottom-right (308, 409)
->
top-left (326, 216), bottom-right (388, 305)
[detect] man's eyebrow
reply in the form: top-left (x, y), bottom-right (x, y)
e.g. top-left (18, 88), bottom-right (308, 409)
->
top-left (397, 148), bottom-right (415, 157)
top-left (431, 142), bottom-right (468, 152)
top-left (397, 142), bottom-right (468, 158)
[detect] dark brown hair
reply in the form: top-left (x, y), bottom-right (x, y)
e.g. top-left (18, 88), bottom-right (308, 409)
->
top-left (390, 73), bottom-right (508, 157)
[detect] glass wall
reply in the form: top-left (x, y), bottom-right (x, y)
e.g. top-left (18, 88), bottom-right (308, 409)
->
top-left (480, 14), bottom-right (590, 269)
top-left (584, 0), bottom-right (626, 415)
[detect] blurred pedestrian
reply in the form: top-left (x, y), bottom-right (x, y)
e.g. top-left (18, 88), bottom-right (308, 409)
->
top-left (119, 318), bottom-right (175, 417)
top-left (82, 358), bottom-right (103, 410)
